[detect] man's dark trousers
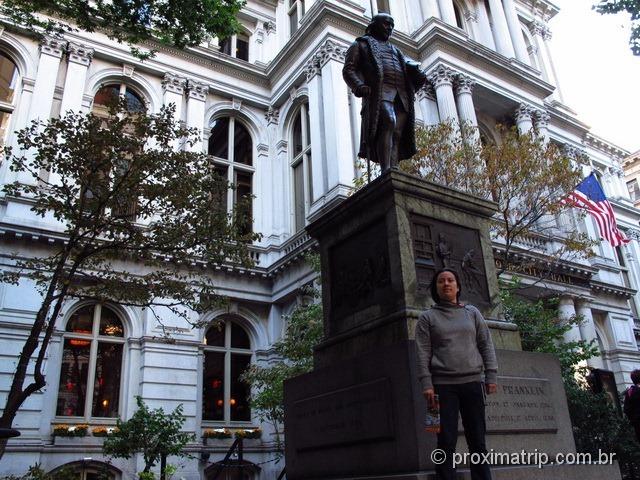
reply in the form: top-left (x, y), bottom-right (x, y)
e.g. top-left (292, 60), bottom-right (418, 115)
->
top-left (434, 382), bottom-right (492, 480)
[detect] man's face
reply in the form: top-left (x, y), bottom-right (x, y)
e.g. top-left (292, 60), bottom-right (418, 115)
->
top-left (372, 14), bottom-right (394, 41)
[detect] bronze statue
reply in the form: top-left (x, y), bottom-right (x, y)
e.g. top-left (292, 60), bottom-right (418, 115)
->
top-left (343, 13), bottom-right (427, 172)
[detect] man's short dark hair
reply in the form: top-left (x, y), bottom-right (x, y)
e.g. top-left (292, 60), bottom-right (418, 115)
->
top-left (430, 268), bottom-right (462, 304)
top-left (632, 369), bottom-right (640, 385)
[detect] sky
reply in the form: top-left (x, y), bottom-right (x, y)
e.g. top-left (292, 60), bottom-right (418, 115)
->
top-left (549, 0), bottom-right (640, 154)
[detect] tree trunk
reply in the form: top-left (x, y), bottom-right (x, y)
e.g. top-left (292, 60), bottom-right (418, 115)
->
top-left (160, 453), bottom-right (167, 480)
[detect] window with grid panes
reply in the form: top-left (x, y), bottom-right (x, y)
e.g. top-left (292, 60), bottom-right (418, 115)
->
top-left (291, 103), bottom-right (313, 231)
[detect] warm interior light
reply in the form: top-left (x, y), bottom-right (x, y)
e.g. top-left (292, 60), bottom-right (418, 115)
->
top-left (216, 399), bottom-right (223, 407)
top-left (102, 399), bottom-right (109, 407)
top-left (69, 339), bottom-right (90, 347)
top-left (230, 398), bottom-right (236, 406)
top-left (211, 379), bottom-right (222, 389)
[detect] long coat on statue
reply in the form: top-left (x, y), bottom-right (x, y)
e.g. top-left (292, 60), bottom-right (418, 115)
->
top-left (342, 35), bottom-right (426, 164)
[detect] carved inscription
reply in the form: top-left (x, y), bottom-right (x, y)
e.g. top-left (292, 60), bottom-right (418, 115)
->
top-left (411, 215), bottom-right (490, 309)
top-left (329, 220), bottom-right (391, 328)
top-left (484, 377), bottom-right (557, 433)
top-left (292, 378), bottom-right (394, 451)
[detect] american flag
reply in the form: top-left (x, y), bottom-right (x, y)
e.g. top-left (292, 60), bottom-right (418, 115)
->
top-left (563, 173), bottom-right (630, 247)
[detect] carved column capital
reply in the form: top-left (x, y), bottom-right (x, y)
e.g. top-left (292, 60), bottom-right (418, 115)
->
top-left (428, 65), bottom-right (457, 89)
top-left (67, 42), bottom-right (94, 66)
top-left (304, 56), bottom-right (322, 82)
top-left (265, 106), bottom-right (280, 125)
top-left (514, 103), bottom-right (534, 122)
top-left (417, 82), bottom-right (437, 101)
top-left (454, 74), bottom-right (475, 96)
top-left (186, 80), bottom-right (208, 101)
top-left (264, 21), bottom-right (276, 34)
top-left (534, 109), bottom-right (550, 127)
top-left (40, 36), bottom-right (66, 58)
top-left (162, 73), bottom-right (187, 95)
top-left (316, 39), bottom-right (347, 68)
top-left (528, 20), bottom-right (546, 37)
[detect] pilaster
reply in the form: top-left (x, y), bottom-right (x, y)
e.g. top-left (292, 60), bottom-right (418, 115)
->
top-left (60, 42), bottom-right (94, 115)
top-left (185, 80), bottom-right (207, 152)
top-left (502, 0), bottom-right (529, 64)
top-left (417, 83), bottom-right (439, 126)
top-left (420, 0), bottom-right (440, 22)
top-left (304, 54), bottom-right (327, 207)
top-left (575, 300), bottom-right (604, 369)
top-left (486, 0), bottom-right (516, 58)
top-left (437, 0), bottom-right (457, 26)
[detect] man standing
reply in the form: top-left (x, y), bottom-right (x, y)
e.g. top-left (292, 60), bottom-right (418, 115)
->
top-left (343, 13), bottom-right (427, 172)
top-left (624, 369), bottom-right (640, 443)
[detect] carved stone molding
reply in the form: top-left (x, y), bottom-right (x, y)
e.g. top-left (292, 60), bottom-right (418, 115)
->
top-left (40, 36), bottom-right (66, 58)
top-left (257, 143), bottom-right (269, 156)
top-left (454, 74), bottom-right (475, 96)
top-left (122, 65), bottom-right (135, 77)
top-left (232, 98), bottom-right (242, 110)
top-left (514, 103), bottom-right (534, 122)
top-left (162, 73), bottom-right (187, 95)
top-left (563, 144), bottom-right (588, 164)
top-left (187, 80), bottom-right (208, 101)
top-left (527, 44), bottom-right (538, 56)
top-left (528, 20), bottom-right (546, 38)
top-left (264, 21), bottom-right (276, 34)
top-left (464, 10), bottom-right (478, 23)
top-left (67, 42), bottom-right (94, 66)
top-left (316, 39), bottom-right (347, 68)
top-left (428, 65), bottom-right (457, 88)
top-left (265, 106), bottom-right (280, 125)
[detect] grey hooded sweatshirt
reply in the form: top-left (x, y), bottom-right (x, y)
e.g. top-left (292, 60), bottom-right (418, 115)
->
top-left (415, 302), bottom-right (498, 391)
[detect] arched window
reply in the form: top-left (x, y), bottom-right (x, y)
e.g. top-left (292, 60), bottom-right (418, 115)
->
top-left (50, 461), bottom-right (119, 480)
top-left (208, 116), bottom-right (254, 234)
top-left (0, 53), bottom-right (19, 147)
top-left (453, 2), bottom-right (465, 30)
top-left (291, 102), bottom-right (312, 231)
top-left (56, 304), bottom-right (125, 419)
top-left (92, 82), bottom-right (145, 115)
top-left (202, 319), bottom-right (252, 423)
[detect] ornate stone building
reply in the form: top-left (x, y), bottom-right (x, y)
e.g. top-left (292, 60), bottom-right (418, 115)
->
top-left (0, 0), bottom-right (639, 478)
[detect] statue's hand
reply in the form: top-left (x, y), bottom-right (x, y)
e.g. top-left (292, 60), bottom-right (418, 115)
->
top-left (354, 85), bottom-right (371, 97)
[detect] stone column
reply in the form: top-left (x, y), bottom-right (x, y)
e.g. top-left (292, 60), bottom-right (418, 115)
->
top-left (529, 21), bottom-right (563, 101)
top-left (559, 295), bottom-right (583, 344)
top-left (19, 36), bottom-right (66, 185)
top-left (60, 42), bottom-right (94, 115)
top-left (514, 104), bottom-right (534, 134)
top-left (420, 0), bottom-right (440, 21)
top-left (464, 10), bottom-right (482, 41)
top-left (533, 109), bottom-right (550, 144)
top-left (575, 300), bottom-right (604, 369)
top-left (486, 0), bottom-right (515, 58)
top-left (417, 83), bottom-right (440, 127)
top-left (317, 40), bottom-right (354, 202)
top-left (162, 73), bottom-right (186, 151)
top-left (428, 65), bottom-right (459, 127)
top-left (185, 80), bottom-right (207, 153)
top-left (502, 0), bottom-right (529, 64)
top-left (475, 1), bottom-right (496, 49)
top-left (453, 74), bottom-right (478, 142)
top-left (437, 0), bottom-right (457, 26)
top-left (263, 107), bottom-right (281, 243)
top-left (304, 55), bottom-right (327, 209)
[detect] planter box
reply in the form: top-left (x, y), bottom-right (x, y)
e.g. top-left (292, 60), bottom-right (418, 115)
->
top-left (53, 436), bottom-right (104, 446)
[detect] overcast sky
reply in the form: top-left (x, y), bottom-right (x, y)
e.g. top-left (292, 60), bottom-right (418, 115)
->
top-left (549, 0), bottom-right (640, 154)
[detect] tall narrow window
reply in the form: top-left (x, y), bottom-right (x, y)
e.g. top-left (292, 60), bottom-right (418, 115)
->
top-left (56, 304), bottom-right (125, 419)
top-left (202, 319), bottom-right (252, 423)
top-left (208, 117), bottom-right (254, 234)
top-left (288, 0), bottom-right (305, 35)
top-left (291, 103), bottom-right (312, 231)
top-left (218, 32), bottom-right (250, 61)
top-left (0, 53), bottom-right (19, 148)
top-left (376, 0), bottom-right (390, 14)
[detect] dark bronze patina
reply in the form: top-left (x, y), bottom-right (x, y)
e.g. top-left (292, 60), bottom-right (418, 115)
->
top-left (343, 13), bottom-right (427, 172)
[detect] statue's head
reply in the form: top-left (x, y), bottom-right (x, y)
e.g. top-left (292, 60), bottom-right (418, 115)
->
top-left (365, 13), bottom-right (394, 41)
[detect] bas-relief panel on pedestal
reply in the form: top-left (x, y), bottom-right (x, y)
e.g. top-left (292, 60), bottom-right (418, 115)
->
top-left (410, 214), bottom-right (490, 310)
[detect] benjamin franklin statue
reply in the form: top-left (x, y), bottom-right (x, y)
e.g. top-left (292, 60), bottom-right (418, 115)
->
top-left (343, 13), bottom-right (427, 172)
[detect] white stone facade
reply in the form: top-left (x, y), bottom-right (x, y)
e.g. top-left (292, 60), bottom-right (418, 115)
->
top-left (0, 0), bottom-right (639, 478)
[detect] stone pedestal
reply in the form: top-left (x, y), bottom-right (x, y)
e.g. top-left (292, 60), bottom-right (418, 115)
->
top-left (283, 171), bottom-right (620, 479)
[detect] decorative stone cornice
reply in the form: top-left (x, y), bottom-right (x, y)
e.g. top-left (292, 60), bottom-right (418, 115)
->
top-left (162, 73), bottom-right (186, 95)
top-left (528, 20), bottom-right (546, 38)
top-left (265, 106), bottom-right (280, 125)
top-left (454, 74), bottom-right (475, 96)
top-left (514, 103), bottom-right (534, 122)
top-left (67, 42), bottom-right (94, 66)
top-left (316, 39), bottom-right (347, 68)
top-left (40, 36), bottom-right (66, 58)
top-left (264, 21), bottom-right (276, 34)
top-left (417, 82), bottom-right (436, 101)
top-left (186, 80), bottom-right (208, 101)
top-left (428, 65), bottom-right (456, 88)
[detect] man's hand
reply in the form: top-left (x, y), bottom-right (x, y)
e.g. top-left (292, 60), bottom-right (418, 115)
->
top-left (486, 383), bottom-right (497, 395)
top-left (354, 85), bottom-right (371, 97)
top-left (423, 388), bottom-right (436, 408)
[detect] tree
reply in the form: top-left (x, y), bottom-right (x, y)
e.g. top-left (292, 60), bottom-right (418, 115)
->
top-left (0, 100), bottom-right (258, 459)
top-left (403, 122), bottom-right (595, 279)
top-left (103, 396), bottom-right (193, 479)
top-left (0, 0), bottom-right (245, 58)
top-left (594, 1), bottom-right (640, 56)
top-left (240, 255), bottom-right (323, 448)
